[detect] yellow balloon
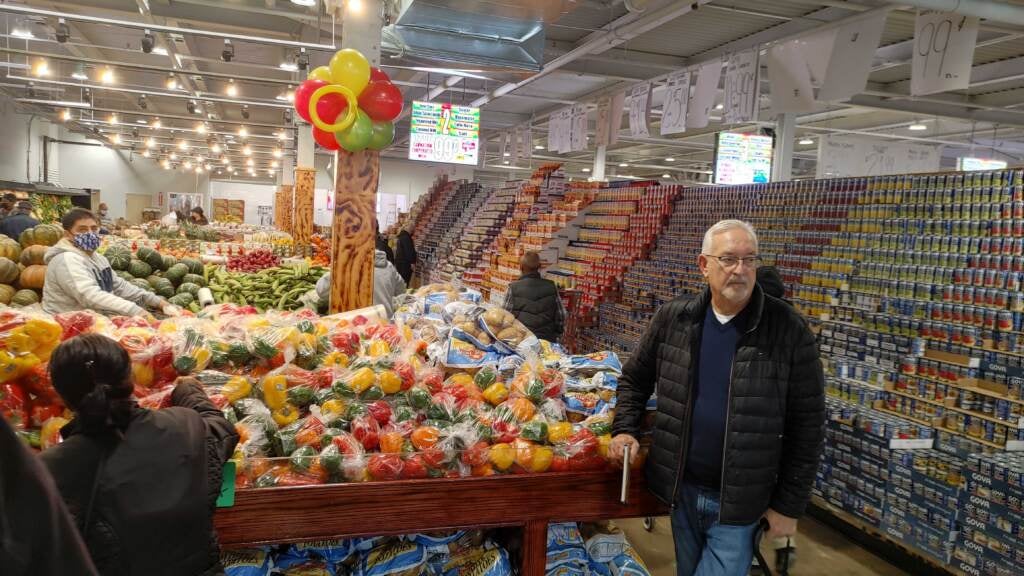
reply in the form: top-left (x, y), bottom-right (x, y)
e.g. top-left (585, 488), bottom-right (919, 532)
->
top-left (308, 84), bottom-right (358, 133)
top-left (329, 48), bottom-right (371, 96)
top-left (308, 66), bottom-right (333, 82)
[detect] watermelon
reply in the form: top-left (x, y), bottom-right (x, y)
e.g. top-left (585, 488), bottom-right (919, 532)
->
top-left (11, 289), bottom-right (39, 307)
top-left (164, 263), bottom-right (189, 286)
top-left (169, 293), bottom-right (194, 307)
top-left (106, 245), bottom-right (133, 271)
top-left (131, 279), bottom-right (152, 292)
top-left (161, 255), bottom-right (178, 271)
top-left (181, 273), bottom-right (206, 287)
top-left (128, 260), bottom-right (153, 279)
top-left (181, 258), bottom-right (204, 275)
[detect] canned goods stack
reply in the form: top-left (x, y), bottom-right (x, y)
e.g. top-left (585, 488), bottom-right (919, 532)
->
top-left (954, 453), bottom-right (1024, 575)
top-left (417, 181), bottom-right (485, 284)
top-left (884, 450), bottom-right (965, 565)
top-left (435, 182), bottom-right (519, 283)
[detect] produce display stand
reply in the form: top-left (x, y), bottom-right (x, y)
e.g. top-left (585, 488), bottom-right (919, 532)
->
top-left (215, 469), bottom-right (666, 575)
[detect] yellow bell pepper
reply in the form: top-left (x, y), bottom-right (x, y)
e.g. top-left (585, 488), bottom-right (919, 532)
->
top-left (514, 439), bottom-right (536, 470)
top-left (5, 329), bottom-right (34, 355)
top-left (378, 370), bottom-right (402, 395)
top-left (193, 348), bottom-right (212, 371)
top-left (482, 383), bottom-right (509, 406)
top-left (349, 367), bottom-right (376, 394)
top-left (489, 442), bottom-right (515, 471)
top-left (597, 434), bottom-right (612, 459)
top-left (223, 376), bottom-right (252, 403)
top-left (547, 422), bottom-right (573, 444)
top-left (366, 339), bottom-right (390, 358)
top-left (132, 362), bottom-right (154, 388)
top-left (323, 351), bottom-right (350, 368)
top-left (23, 318), bottom-right (61, 344)
top-left (272, 403), bottom-right (299, 426)
top-left (321, 398), bottom-right (346, 420)
top-left (530, 446), bottom-right (554, 473)
top-left (158, 319), bottom-right (180, 335)
top-left (262, 375), bottom-right (288, 410)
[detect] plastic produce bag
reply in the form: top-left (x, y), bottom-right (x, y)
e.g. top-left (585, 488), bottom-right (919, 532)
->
top-left (0, 310), bottom-right (63, 383)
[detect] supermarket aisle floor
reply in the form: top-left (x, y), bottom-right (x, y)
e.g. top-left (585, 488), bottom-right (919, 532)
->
top-left (618, 515), bottom-right (909, 576)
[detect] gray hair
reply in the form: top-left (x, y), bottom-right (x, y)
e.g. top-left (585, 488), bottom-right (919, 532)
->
top-left (702, 219), bottom-right (759, 254)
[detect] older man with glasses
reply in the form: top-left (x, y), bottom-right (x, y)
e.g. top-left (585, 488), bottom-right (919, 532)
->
top-left (609, 219), bottom-right (825, 576)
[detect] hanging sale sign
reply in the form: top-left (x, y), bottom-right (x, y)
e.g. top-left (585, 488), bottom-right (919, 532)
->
top-left (818, 10), bottom-right (886, 101)
top-left (595, 97), bottom-right (612, 146)
top-left (766, 39), bottom-right (815, 113)
top-left (688, 59), bottom-right (722, 129)
top-left (609, 91), bottom-right (626, 145)
top-left (911, 10), bottom-right (980, 96)
top-left (724, 49), bottom-right (759, 124)
top-left (628, 82), bottom-right (651, 138)
top-left (660, 70), bottom-right (691, 136)
top-left (571, 104), bottom-right (588, 152)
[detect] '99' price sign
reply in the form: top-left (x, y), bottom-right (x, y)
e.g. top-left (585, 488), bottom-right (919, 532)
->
top-left (911, 11), bottom-right (979, 96)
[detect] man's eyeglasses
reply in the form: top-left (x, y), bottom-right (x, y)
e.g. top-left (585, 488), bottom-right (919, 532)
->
top-left (703, 254), bottom-right (762, 270)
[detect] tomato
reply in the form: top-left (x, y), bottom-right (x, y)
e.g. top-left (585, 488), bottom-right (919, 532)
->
top-left (367, 454), bottom-right (403, 480)
top-left (401, 454), bottom-right (429, 479)
top-left (367, 400), bottom-right (392, 426)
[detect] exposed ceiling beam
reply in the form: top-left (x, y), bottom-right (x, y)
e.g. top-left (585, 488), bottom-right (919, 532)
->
top-left (844, 93), bottom-right (1024, 126)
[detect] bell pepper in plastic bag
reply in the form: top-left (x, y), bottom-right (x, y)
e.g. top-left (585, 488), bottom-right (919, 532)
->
top-left (261, 375), bottom-right (288, 410)
top-left (0, 383), bottom-right (27, 430)
top-left (489, 443), bottom-right (514, 471)
top-left (367, 453), bottom-right (403, 480)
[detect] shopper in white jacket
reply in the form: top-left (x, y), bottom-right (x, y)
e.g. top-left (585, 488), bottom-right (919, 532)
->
top-left (42, 208), bottom-right (178, 319)
top-left (315, 249), bottom-right (406, 317)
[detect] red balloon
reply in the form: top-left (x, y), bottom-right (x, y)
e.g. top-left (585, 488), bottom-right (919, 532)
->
top-left (295, 79), bottom-right (350, 125)
top-left (312, 126), bottom-right (340, 150)
top-left (294, 79), bottom-right (328, 123)
top-left (358, 80), bottom-right (403, 122)
top-left (370, 67), bottom-right (390, 83)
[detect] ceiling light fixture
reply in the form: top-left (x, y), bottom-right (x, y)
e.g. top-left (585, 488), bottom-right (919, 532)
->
top-left (71, 64), bottom-right (88, 81)
top-left (799, 138), bottom-right (814, 145)
top-left (110, 133), bottom-right (121, 144)
top-left (290, 0), bottom-right (317, 6)
top-left (503, 160), bottom-right (510, 165)
top-left (146, 137), bottom-right (155, 148)
top-left (211, 143), bottom-right (222, 153)
top-left (348, 0), bottom-right (364, 13)
top-left (226, 79), bottom-right (238, 98)
top-left (582, 168), bottom-right (591, 173)
top-left (61, 109), bottom-right (72, 121)
top-left (246, 158), bottom-right (254, 166)
top-left (662, 174), bottom-right (671, 179)
top-left (273, 148), bottom-right (282, 158)
top-left (908, 122), bottom-right (928, 131)
top-left (277, 131), bottom-right (287, 141)
top-left (153, 46), bottom-right (168, 56)
top-left (184, 160), bottom-right (192, 169)
top-left (142, 149), bottom-right (150, 157)
top-left (11, 20), bottom-right (34, 39)
top-left (239, 127), bottom-right (248, 139)
top-left (99, 67), bottom-right (115, 84)
top-left (714, 103), bottom-right (724, 110)
top-left (222, 157), bottom-right (229, 165)
top-left (32, 59), bottom-right (49, 77)
top-left (196, 122), bottom-right (207, 134)
top-left (178, 140), bottom-right (189, 150)
top-left (169, 152), bottom-right (178, 160)
top-left (195, 166), bottom-right (203, 174)
top-left (280, 62), bottom-right (298, 72)
top-left (152, 118), bottom-right (161, 129)
top-left (271, 160), bottom-right (279, 168)
top-left (665, 157), bottom-right (675, 162)
top-left (165, 73), bottom-right (178, 90)
top-left (618, 162), bottom-right (628, 167)
top-left (503, 152), bottom-right (510, 157)
top-left (162, 159), bottom-right (170, 169)
top-left (109, 113), bottom-right (118, 124)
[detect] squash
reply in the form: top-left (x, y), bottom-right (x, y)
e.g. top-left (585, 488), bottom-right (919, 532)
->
top-left (19, 265), bottom-right (46, 289)
top-left (11, 289), bottom-right (39, 307)
top-left (181, 273), bottom-right (206, 287)
top-left (131, 279), bottom-right (153, 292)
top-left (181, 258), bottom-right (204, 275)
top-left (164, 264), bottom-right (189, 286)
top-left (0, 258), bottom-right (19, 285)
top-left (161, 255), bottom-right (178, 271)
top-left (105, 245), bottom-right (133, 271)
top-left (0, 284), bottom-right (15, 305)
top-left (146, 275), bottom-right (164, 288)
top-left (19, 245), bottom-right (47, 266)
top-left (153, 279), bottom-right (175, 299)
top-left (169, 293), bottom-right (195, 307)
top-left (177, 282), bottom-right (201, 296)
top-left (142, 249), bottom-right (164, 271)
top-left (135, 246), bottom-right (157, 263)
top-left (129, 260), bottom-right (153, 279)
top-left (0, 238), bottom-right (22, 262)
top-left (19, 224), bottom-right (61, 248)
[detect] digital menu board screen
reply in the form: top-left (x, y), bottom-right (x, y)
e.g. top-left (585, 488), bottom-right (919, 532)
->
top-left (714, 132), bottom-right (774, 185)
top-left (408, 101), bottom-right (480, 165)
top-left (958, 157), bottom-right (1007, 171)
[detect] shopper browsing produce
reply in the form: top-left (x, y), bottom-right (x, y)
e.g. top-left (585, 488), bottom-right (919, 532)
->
top-left (189, 207), bottom-right (209, 226)
top-left (375, 219), bottom-right (394, 264)
top-left (42, 208), bottom-right (178, 319)
top-left (0, 200), bottom-right (39, 240)
top-left (315, 248), bottom-right (406, 316)
top-left (96, 203), bottom-right (113, 232)
top-left (0, 193), bottom-right (17, 219)
top-left (503, 251), bottom-right (566, 343)
top-left (40, 334), bottom-right (240, 576)
top-left (609, 220), bottom-right (825, 576)
top-left (394, 223), bottom-right (417, 285)
top-left (1, 414), bottom-right (98, 576)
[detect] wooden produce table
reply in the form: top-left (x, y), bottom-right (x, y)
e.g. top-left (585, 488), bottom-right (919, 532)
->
top-left (215, 469), bottom-right (667, 575)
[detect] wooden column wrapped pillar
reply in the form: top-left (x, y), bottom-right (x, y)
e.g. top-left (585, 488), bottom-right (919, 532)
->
top-left (293, 168), bottom-right (316, 247)
top-left (276, 185), bottom-right (293, 234)
top-left (329, 150), bottom-right (379, 313)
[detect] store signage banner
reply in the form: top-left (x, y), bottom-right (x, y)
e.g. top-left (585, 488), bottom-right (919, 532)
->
top-left (660, 70), bottom-right (691, 136)
top-left (688, 59), bottom-right (721, 129)
top-left (818, 11), bottom-right (886, 101)
top-left (609, 91), bottom-right (626, 145)
top-left (558, 108), bottom-right (574, 153)
top-left (816, 134), bottom-right (942, 178)
top-left (912, 10), bottom-right (979, 96)
top-left (766, 39), bottom-right (815, 113)
top-left (628, 82), bottom-right (652, 138)
top-left (595, 97), bottom-right (612, 146)
top-left (571, 104), bottom-right (588, 152)
top-left (723, 48), bottom-right (759, 124)
top-left (512, 128), bottom-right (521, 166)
top-left (520, 126), bottom-right (532, 160)
top-left (799, 29), bottom-right (837, 88)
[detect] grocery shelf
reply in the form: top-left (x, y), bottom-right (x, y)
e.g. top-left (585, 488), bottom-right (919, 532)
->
top-left (884, 387), bottom-right (948, 408)
top-left (215, 469), bottom-right (666, 576)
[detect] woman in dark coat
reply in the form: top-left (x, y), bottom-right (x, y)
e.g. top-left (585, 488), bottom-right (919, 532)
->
top-left (394, 225), bottom-right (417, 285)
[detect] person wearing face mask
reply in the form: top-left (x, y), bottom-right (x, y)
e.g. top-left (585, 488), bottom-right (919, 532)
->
top-left (608, 220), bottom-right (825, 576)
top-left (42, 208), bottom-right (179, 320)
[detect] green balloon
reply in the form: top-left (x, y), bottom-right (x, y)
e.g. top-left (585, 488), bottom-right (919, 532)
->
top-left (335, 109), bottom-right (372, 152)
top-left (367, 121), bottom-right (395, 151)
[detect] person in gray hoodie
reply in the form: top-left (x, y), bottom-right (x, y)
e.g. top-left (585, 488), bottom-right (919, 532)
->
top-left (315, 249), bottom-right (406, 317)
top-left (42, 208), bottom-right (178, 319)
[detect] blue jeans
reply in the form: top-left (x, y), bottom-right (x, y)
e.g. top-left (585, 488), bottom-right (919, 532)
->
top-left (670, 483), bottom-right (758, 576)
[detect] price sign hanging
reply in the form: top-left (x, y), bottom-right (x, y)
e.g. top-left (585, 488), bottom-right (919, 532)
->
top-left (724, 48), bottom-right (759, 124)
top-left (660, 70), bottom-right (691, 136)
top-left (688, 59), bottom-right (722, 129)
top-left (609, 91), bottom-right (626, 145)
top-left (911, 10), bottom-right (979, 96)
top-left (595, 97), bottom-right (612, 147)
top-left (571, 104), bottom-right (588, 152)
top-left (628, 82), bottom-right (651, 138)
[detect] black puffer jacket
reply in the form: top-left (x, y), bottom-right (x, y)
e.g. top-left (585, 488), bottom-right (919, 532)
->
top-left (506, 272), bottom-right (563, 342)
top-left (41, 379), bottom-right (239, 576)
top-left (612, 285), bottom-right (825, 525)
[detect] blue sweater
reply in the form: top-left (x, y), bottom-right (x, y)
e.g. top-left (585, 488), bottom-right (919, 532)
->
top-left (683, 305), bottom-right (747, 490)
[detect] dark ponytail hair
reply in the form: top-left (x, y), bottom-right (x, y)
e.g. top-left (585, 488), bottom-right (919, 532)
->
top-left (49, 334), bottom-right (135, 435)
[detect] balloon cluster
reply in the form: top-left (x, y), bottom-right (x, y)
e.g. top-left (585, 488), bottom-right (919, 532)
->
top-left (293, 48), bottom-right (403, 153)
